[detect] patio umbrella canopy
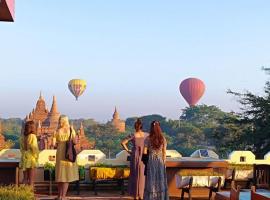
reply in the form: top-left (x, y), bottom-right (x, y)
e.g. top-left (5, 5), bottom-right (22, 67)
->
top-left (0, 0), bottom-right (15, 22)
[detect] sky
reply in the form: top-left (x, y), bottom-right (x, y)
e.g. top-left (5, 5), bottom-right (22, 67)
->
top-left (0, 1), bottom-right (270, 122)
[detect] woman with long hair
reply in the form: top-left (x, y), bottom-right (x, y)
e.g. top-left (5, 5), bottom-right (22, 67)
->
top-left (121, 118), bottom-right (148, 200)
top-left (54, 115), bottom-right (79, 200)
top-left (143, 120), bottom-right (169, 200)
top-left (20, 120), bottom-right (39, 188)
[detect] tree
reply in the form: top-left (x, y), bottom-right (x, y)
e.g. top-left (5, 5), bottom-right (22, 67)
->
top-left (126, 114), bottom-right (166, 132)
top-left (180, 105), bottom-right (227, 127)
top-left (228, 68), bottom-right (270, 158)
top-left (86, 123), bottom-right (127, 158)
top-left (210, 114), bottom-right (249, 158)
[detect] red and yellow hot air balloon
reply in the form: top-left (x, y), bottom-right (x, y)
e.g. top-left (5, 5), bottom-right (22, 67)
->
top-left (179, 78), bottom-right (205, 106)
top-left (68, 79), bottom-right (87, 100)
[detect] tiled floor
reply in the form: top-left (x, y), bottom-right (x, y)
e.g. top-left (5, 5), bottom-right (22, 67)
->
top-left (36, 191), bottom-right (210, 200)
top-left (36, 191), bottom-right (133, 200)
top-left (35, 184), bottom-right (215, 200)
top-left (36, 196), bottom-right (209, 200)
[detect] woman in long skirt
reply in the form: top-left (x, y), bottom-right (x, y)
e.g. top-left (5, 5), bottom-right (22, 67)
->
top-left (143, 121), bottom-right (169, 200)
top-left (121, 119), bottom-right (148, 200)
top-left (54, 115), bottom-right (79, 200)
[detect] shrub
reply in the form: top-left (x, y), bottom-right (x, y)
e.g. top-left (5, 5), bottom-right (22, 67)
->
top-left (44, 162), bottom-right (55, 171)
top-left (0, 185), bottom-right (35, 200)
top-left (78, 165), bottom-right (85, 180)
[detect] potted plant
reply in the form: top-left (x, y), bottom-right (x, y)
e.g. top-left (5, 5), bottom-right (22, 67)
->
top-left (78, 165), bottom-right (85, 181)
top-left (0, 185), bottom-right (35, 200)
top-left (44, 162), bottom-right (55, 181)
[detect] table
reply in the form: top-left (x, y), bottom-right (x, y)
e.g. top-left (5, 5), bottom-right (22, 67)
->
top-left (0, 159), bottom-right (20, 186)
top-left (215, 189), bottom-right (270, 200)
top-left (166, 159), bottom-right (228, 197)
top-left (90, 167), bottom-right (130, 195)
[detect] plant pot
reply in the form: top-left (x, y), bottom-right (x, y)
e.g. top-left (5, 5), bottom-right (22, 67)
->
top-left (79, 168), bottom-right (85, 181)
top-left (44, 170), bottom-right (55, 181)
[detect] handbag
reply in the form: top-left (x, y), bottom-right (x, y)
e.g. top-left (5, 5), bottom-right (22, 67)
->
top-left (141, 150), bottom-right (149, 176)
top-left (65, 127), bottom-right (77, 162)
top-left (127, 155), bottom-right (131, 161)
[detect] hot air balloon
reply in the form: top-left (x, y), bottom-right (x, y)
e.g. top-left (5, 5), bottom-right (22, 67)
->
top-left (0, 0), bottom-right (15, 22)
top-left (68, 79), bottom-right (87, 100)
top-left (179, 78), bottom-right (205, 106)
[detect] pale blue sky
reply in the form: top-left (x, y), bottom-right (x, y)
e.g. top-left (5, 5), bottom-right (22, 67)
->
top-left (0, 1), bottom-right (269, 122)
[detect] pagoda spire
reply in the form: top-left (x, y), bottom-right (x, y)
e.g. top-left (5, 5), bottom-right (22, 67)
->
top-left (79, 122), bottom-right (85, 136)
top-left (39, 91), bottom-right (43, 100)
top-left (50, 95), bottom-right (58, 113)
top-left (80, 122), bottom-right (83, 129)
top-left (113, 106), bottom-right (120, 120)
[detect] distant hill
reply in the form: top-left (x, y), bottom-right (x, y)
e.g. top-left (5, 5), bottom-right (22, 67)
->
top-left (126, 114), bottom-right (166, 132)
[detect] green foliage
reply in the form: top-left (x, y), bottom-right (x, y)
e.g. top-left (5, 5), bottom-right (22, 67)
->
top-left (70, 118), bottom-right (98, 130)
top-left (209, 114), bottom-right (249, 157)
top-left (163, 105), bottom-right (239, 157)
top-left (78, 165), bottom-right (85, 180)
top-left (0, 185), bottom-right (35, 200)
top-left (86, 123), bottom-right (127, 158)
top-left (124, 108), bottom-right (240, 157)
top-left (180, 105), bottom-right (227, 126)
top-left (1, 118), bottom-right (22, 135)
top-left (228, 68), bottom-right (270, 158)
top-left (44, 162), bottom-right (55, 171)
top-left (1, 118), bottom-right (22, 149)
top-left (126, 114), bottom-right (166, 132)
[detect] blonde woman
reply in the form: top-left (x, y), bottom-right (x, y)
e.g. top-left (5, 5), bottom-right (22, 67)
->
top-left (20, 120), bottom-right (39, 188)
top-left (54, 115), bottom-right (79, 200)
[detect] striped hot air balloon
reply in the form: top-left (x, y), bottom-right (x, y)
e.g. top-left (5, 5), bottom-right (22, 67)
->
top-left (68, 79), bottom-right (87, 100)
top-left (179, 78), bottom-right (205, 106)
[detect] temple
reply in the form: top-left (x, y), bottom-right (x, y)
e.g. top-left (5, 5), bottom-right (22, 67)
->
top-left (24, 93), bottom-right (93, 151)
top-left (75, 122), bottom-right (94, 152)
top-left (111, 107), bottom-right (125, 133)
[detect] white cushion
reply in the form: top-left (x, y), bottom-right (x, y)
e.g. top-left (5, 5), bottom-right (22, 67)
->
top-left (210, 177), bottom-right (219, 187)
top-left (175, 175), bottom-right (191, 188)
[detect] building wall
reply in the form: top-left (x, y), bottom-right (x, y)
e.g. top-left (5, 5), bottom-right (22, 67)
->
top-left (227, 151), bottom-right (270, 165)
